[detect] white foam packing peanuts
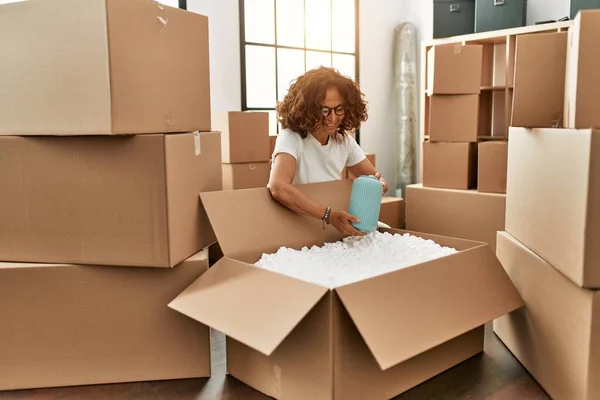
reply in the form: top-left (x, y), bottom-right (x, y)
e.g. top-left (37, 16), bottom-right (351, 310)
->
top-left (254, 231), bottom-right (458, 289)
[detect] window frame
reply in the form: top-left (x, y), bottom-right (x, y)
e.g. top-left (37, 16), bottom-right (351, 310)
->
top-left (238, 0), bottom-right (361, 143)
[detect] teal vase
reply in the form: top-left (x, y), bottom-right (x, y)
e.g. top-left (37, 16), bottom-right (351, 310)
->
top-left (348, 175), bottom-right (383, 233)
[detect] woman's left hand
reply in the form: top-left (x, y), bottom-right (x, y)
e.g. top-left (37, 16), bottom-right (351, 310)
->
top-left (374, 172), bottom-right (388, 194)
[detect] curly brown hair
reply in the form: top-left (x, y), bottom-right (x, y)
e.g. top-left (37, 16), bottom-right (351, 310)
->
top-left (276, 66), bottom-right (368, 139)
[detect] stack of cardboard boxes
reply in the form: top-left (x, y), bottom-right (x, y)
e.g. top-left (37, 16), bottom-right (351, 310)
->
top-left (0, 0), bottom-right (221, 390)
top-left (494, 11), bottom-right (600, 400)
top-left (407, 43), bottom-right (507, 252)
top-left (215, 111), bottom-right (272, 190)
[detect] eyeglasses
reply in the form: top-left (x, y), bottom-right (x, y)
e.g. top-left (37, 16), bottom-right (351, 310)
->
top-left (320, 105), bottom-right (345, 117)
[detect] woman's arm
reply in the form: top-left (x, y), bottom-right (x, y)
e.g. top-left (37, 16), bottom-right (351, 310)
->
top-left (268, 153), bottom-right (364, 236)
top-left (346, 158), bottom-right (389, 194)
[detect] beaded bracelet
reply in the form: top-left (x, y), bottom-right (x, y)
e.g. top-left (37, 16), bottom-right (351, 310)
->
top-left (322, 206), bottom-right (331, 229)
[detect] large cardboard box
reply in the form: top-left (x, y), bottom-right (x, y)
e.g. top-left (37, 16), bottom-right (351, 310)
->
top-left (511, 31), bottom-right (567, 128)
top-left (423, 142), bottom-right (478, 190)
top-left (222, 162), bottom-right (271, 190)
top-left (565, 10), bottom-right (600, 129)
top-left (0, 250), bottom-right (211, 391)
top-left (429, 95), bottom-right (480, 142)
top-left (406, 184), bottom-right (506, 252)
top-left (214, 111), bottom-right (271, 164)
top-left (0, 0), bottom-right (210, 135)
top-left (478, 141), bottom-right (508, 194)
top-left (506, 127), bottom-right (600, 288)
top-left (169, 180), bottom-right (523, 400)
top-left (493, 231), bottom-right (600, 400)
top-left (0, 132), bottom-right (222, 267)
top-left (379, 197), bottom-right (405, 229)
top-left (426, 45), bottom-right (483, 95)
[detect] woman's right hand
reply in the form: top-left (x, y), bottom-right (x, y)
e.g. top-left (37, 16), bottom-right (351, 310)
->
top-left (328, 210), bottom-right (365, 236)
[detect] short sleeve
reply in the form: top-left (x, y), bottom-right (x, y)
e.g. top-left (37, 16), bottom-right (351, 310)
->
top-left (345, 134), bottom-right (366, 167)
top-left (273, 129), bottom-right (302, 160)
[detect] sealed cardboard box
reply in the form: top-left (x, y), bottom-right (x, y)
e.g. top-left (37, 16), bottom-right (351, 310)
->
top-left (0, 0), bottom-right (210, 135)
top-left (429, 95), bottom-right (480, 142)
top-left (0, 250), bottom-right (211, 391)
top-left (0, 132), bottom-right (222, 267)
top-left (494, 231), bottom-right (600, 400)
top-left (269, 135), bottom-right (277, 159)
top-left (478, 141), bottom-right (508, 193)
top-left (348, 153), bottom-right (376, 179)
top-left (406, 184), bottom-right (506, 252)
top-left (169, 180), bottom-right (523, 400)
top-left (423, 142), bottom-right (478, 190)
top-left (565, 10), bottom-right (600, 129)
top-left (427, 45), bottom-right (483, 95)
top-left (506, 127), bottom-right (600, 288)
top-left (511, 31), bottom-right (567, 128)
top-left (222, 162), bottom-right (270, 190)
top-left (379, 197), bottom-right (405, 229)
top-left (214, 111), bottom-right (270, 164)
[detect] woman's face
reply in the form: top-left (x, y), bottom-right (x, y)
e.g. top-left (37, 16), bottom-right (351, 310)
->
top-left (315, 87), bottom-right (345, 135)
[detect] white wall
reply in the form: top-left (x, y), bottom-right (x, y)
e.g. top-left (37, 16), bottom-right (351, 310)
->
top-left (527, 0), bottom-right (570, 24)
top-left (188, 0), bottom-right (242, 113)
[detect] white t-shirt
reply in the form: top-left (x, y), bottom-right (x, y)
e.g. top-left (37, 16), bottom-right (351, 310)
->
top-left (272, 128), bottom-right (366, 184)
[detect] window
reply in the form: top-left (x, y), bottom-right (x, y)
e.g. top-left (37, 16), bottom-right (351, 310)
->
top-left (239, 0), bottom-right (359, 136)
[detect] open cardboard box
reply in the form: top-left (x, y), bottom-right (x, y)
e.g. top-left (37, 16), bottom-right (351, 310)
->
top-left (169, 180), bottom-right (523, 400)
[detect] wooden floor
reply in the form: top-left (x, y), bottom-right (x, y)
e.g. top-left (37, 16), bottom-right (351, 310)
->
top-left (1, 324), bottom-right (549, 400)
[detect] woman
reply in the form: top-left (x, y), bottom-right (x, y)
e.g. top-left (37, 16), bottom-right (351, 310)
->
top-left (268, 66), bottom-right (388, 237)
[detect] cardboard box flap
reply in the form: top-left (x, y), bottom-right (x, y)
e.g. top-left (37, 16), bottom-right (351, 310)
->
top-left (335, 244), bottom-right (523, 371)
top-left (169, 257), bottom-right (328, 356)
top-left (200, 180), bottom-right (352, 256)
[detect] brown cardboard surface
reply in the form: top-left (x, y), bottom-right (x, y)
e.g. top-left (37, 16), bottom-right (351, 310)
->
top-left (215, 111), bottom-right (270, 163)
top-left (427, 45), bottom-right (483, 95)
top-left (429, 95), bottom-right (480, 142)
top-left (423, 142), bottom-right (478, 190)
top-left (170, 181), bottom-right (523, 399)
top-left (336, 244), bottom-right (522, 370)
top-left (269, 135), bottom-right (277, 158)
top-left (0, 0), bottom-right (210, 135)
top-left (0, 250), bottom-right (210, 390)
top-left (405, 184), bottom-right (506, 252)
top-left (505, 127), bottom-right (600, 288)
top-left (478, 141), bottom-right (508, 193)
top-left (379, 197), bottom-right (405, 229)
top-left (565, 11), bottom-right (600, 129)
top-left (512, 31), bottom-right (567, 128)
top-left (199, 180), bottom-right (350, 258)
top-left (0, 132), bottom-right (221, 267)
top-left (493, 231), bottom-right (600, 400)
top-left (222, 162), bottom-right (270, 190)
top-left (169, 257), bottom-right (328, 356)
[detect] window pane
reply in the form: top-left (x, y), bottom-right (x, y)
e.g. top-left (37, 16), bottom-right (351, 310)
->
top-left (306, 51), bottom-right (331, 71)
top-left (276, 0), bottom-right (304, 48)
top-left (332, 0), bottom-right (355, 53)
top-left (332, 53), bottom-right (355, 81)
top-left (277, 48), bottom-right (305, 101)
top-left (245, 45), bottom-right (276, 108)
top-left (244, 0), bottom-right (275, 45)
top-left (268, 110), bottom-right (278, 136)
top-left (305, 0), bottom-right (331, 51)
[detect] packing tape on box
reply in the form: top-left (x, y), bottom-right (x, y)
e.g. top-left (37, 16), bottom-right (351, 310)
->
top-left (193, 131), bottom-right (201, 156)
top-left (165, 111), bottom-right (175, 131)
